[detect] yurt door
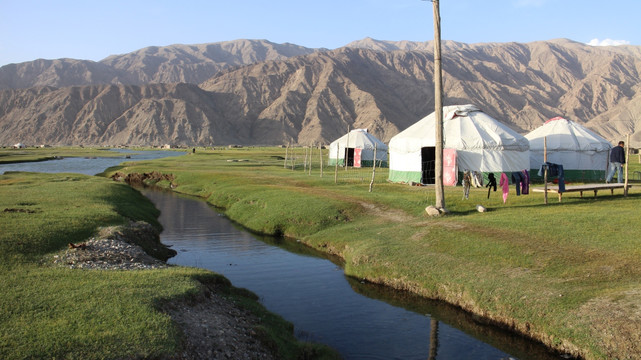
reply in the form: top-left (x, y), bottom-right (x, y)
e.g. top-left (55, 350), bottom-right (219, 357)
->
top-left (344, 148), bottom-right (355, 167)
top-left (421, 147), bottom-right (436, 184)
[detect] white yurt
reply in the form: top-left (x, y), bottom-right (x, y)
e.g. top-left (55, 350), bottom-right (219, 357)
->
top-left (388, 104), bottom-right (530, 185)
top-left (328, 129), bottom-right (388, 167)
top-left (525, 116), bottom-right (612, 181)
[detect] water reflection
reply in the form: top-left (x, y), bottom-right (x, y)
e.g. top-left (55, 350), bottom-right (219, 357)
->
top-left (144, 189), bottom-right (563, 360)
top-left (345, 278), bottom-right (559, 360)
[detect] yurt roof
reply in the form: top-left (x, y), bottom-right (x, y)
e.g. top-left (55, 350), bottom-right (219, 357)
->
top-left (330, 129), bottom-right (387, 149)
top-left (525, 116), bottom-right (612, 152)
top-left (389, 104), bottom-right (529, 153)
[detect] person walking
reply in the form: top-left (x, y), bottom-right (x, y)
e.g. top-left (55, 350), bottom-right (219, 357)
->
top-left (606, 141), bottom-right (626, 183)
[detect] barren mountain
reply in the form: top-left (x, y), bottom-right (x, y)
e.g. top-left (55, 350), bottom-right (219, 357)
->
top-left (0, 38), bottom-right (640, 147)
top-left (198, 39), bottom-right (641, 145)
top-left (0, 39), bottom-right (320, 90)
top-left (100, 39), bottom-right (322, 85)
top-left (0, 83), bottom-right (242, 146)
top-left (0, 59), bottom-right (130, 90)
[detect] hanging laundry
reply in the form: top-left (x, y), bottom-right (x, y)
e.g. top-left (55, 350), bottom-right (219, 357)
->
top-left (472, 171), bottom-right (484, 188)
top-left (499, 173), bottom-right (509, 203)
top-left (486, 173), bottom-right (497, 199)
top-left (521, 169), bottom-right (530, 195)
top-left (538, 163), bottom-right (565, 193)
top-left (462, 170), bottom-right (471, 199)
top-left (511, 171), bottom-right (524, 196)
top-left (470, 172), bottom-right (479, 188)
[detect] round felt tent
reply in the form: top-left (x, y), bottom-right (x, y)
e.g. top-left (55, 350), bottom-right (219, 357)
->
top-left (525, 116), bottom-right (612, 182)
top-left (388, 104), bottom-right (530, 185)
top-left (328, 129), bottom-right (388, 167)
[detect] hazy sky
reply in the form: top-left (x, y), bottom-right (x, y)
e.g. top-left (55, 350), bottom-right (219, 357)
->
top-left (1, 0), bottom-right (639, 66)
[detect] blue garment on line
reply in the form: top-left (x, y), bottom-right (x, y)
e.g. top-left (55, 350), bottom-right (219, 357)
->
top-left (538, 163), bottom-right (565, 193)
top-left (511, 171), bottom-right (523, 196)
top-left (521, 169), bottom-right (530, 195)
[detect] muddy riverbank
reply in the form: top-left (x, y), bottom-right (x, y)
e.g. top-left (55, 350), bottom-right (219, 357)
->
top-left (52, 221), bottom-right (290, 359)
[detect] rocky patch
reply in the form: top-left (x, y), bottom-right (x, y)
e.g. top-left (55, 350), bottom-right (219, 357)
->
top-left (111, 171), bottom-right (175, 187)
top-left (51, 220), bottom-right (279, 359)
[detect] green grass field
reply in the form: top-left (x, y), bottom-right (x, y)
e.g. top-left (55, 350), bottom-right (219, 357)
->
top-left (0, 170), bottom-right (339, 359)
top-left (103, 146), bottom-right (641, 360)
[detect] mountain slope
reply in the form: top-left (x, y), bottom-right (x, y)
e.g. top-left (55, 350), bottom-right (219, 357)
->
top-left (101, 39), bottom-right (322, 85)
top-left (0, 39), bottom-right (321, 90)
top-left (0, 84), bottom-right (238, 146)
top-left (1, 39), bottom-right (640, 147)
top-left (199, 40), bottom-right (641, 145)
top-left (0, 59), bottom-right (130, 90)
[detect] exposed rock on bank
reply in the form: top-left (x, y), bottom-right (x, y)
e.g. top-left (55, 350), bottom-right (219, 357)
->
top-left (111, 171), bottom-right (175, 187)
top-left (54, 221), bottom-right (176, 269)
top-left (52, 220), bottom-right (279, 359)
top-left (163, 282), bottom-right (277, 360)
top-left (57, 236), bottom-right (168, 270)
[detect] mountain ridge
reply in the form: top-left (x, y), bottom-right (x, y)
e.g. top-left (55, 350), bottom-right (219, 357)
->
top-left (1, 38), bottom-right (640, 147)
top-left (0, 39), bottom-right (322, 90)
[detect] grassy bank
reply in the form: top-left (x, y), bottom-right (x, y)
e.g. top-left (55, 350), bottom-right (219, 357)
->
top-left (106, 147), bottom-right (641, 360)
top-left (0, 171), bottom-right (339, 359)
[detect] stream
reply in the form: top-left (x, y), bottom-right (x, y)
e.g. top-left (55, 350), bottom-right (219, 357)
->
top-left (0, 151), bottom-right (564, 359)
top-left (143, 189), bottom-right (562, 360)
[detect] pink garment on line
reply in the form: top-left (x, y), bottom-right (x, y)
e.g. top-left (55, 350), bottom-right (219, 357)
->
top-left (499, 173), bottom-right (509, 204)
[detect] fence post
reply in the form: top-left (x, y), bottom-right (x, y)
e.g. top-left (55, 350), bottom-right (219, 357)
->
top-left (320, 144), bottom-right (323, 178)
top-left (284, 143), bottom-right (289, 168)
top-left (309, 145), bottom-right (312, 175)
top-left (335, 144), bottom-right (339, 184)
top-left (345, 127), bottom-right (350, 170)
top-left (304, 146), bottom-right (308, 172)
top-left (369, 144), bottom-right (377, 192)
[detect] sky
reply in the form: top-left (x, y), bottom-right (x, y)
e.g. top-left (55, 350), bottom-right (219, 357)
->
top-left (1, 0), bottom-right (640, 67)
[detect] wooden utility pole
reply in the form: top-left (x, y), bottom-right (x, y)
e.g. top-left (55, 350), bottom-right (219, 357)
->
top-left (432, 0), bottom-right (445, 210)
top-left (544, 137), bottom-right (548, 205)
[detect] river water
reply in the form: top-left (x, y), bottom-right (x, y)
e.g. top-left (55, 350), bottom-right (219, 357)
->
top-left (143, 190), bottom-right (563, 360)
top-left (0, 152), bottom-right (564, 360)
top-left (0, 148), bottom-right (186, 176)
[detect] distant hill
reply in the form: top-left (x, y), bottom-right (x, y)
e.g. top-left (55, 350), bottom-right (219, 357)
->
top-left (0, 38), bottom-right (639, 147)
